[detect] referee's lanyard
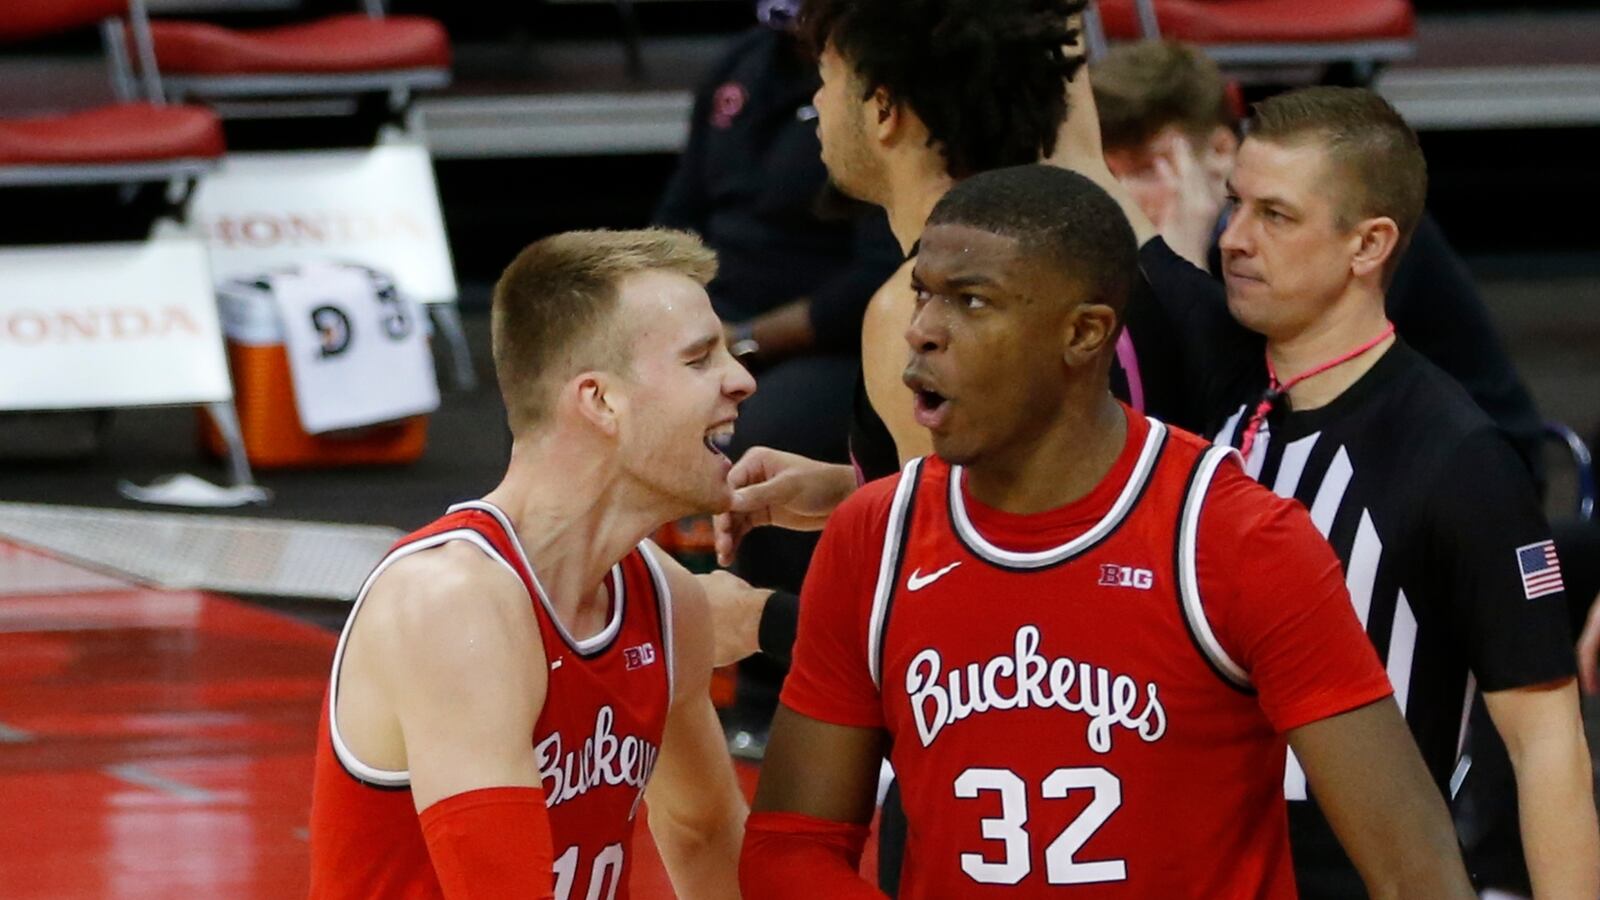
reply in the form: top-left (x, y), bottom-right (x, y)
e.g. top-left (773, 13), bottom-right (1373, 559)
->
top-left (1237, 322), bottom-right (1396, 457)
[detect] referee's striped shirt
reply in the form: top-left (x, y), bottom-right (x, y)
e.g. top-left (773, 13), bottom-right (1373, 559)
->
top-left (1135, 239), bottom-right (1574, 897)
top-left (1210, 342), bottom-right (1573, 894)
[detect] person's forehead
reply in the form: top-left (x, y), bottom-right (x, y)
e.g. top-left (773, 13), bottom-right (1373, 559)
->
top-left (916, 223), bottom-right (1025, 278)
top-left (1235, 136), bottom-right (1331, 190)
top-left (819, 41), bottom-right (847, 72)
top-left (618, 268), bottom-right (703, 303)
top-left (617, 270), bottom-right (715, 335)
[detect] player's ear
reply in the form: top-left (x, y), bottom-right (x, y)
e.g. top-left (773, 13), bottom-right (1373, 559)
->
top-left (869, 85), bottom-right (899, 143)
top-left (1062, 302), bottom-right (1119, 369)
top-left (570, 371), bottom-right (622, 437)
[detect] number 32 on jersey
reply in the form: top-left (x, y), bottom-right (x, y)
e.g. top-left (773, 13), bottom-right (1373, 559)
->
top-left (957, 766), bottom-right (1127, 886)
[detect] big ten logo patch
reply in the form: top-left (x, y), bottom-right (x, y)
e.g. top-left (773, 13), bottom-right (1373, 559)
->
top-left (1098, 564), bottom-right (1154, 591)
top-left (711, 82), bottom-right (748, 129)
top-left (624, 643), bottom-right (658, 671)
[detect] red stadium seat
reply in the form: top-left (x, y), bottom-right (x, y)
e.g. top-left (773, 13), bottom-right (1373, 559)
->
top-left (1094, 0), bottom-right (1415, 72)
top-left (146, 5), bottom-right (451, 101)
top-left (0, 103), bottom-right (222, 166)
top-left (0, 0), bottom-right (223, 187)
top-left (0, 0), bottom-right (126, 42)
top-left (150, 15), bottom-right (449, 75)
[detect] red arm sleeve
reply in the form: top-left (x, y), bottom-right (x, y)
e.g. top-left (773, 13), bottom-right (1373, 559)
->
top-left (1198, 465), bottom-right (1394, 733)
top-left (778, 478), bottom-right (898, 729)
top-left (419, 786), bottom-right (555, 899)
top-left (740, 811), bottom-right (886, 899)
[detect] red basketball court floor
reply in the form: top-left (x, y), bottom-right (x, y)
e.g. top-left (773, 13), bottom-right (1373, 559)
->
top-left (0, 539), bottom-right (875, 898)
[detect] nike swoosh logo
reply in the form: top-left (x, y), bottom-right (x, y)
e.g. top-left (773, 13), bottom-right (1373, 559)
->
top-left (907, 562), bottom-right (961, 592)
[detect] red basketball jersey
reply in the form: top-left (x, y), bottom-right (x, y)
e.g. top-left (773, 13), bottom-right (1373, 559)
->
top-left (309, 500), bottom-right (674, 900)
top-left (784, 410), bottom-right (1392, 899)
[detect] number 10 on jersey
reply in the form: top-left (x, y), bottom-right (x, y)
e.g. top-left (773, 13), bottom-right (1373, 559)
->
top-left (553, 843), bottom-right (624, 900)
top-left (956, 766), bottom-right (1127, 886)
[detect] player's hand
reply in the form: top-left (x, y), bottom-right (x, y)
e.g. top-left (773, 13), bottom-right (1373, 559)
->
top-left (1577, 589), bottom-right (1600, 695)
top-left (1135, 131), bottom-right (1226, 269)
top-left (713, 448), bottom-right (857, 566)
top-left (696, 569), bottom-right (773, 667)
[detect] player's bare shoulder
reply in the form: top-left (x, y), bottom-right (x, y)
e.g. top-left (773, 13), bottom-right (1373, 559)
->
top-left (347, 541), bottom-right (544, 697)
top-left (367, 542), bottom-right (533, 641)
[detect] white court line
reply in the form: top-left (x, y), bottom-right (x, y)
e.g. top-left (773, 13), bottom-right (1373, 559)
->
top-left (0, 721), bottom-right (33, 744)
top-left (103, 764), bottom-right (219, 804)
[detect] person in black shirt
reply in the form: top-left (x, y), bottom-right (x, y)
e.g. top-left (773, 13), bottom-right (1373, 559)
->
top-left (1090, 52), bottom-right (1600, 895)
top-left (656, 6), bottom-right (902, 596)
top-left (660, 5), bottom-right (903, 735)
top-left (655, 14), bottom-right (901, 366)
top-left (1091, 39), bottom-right (1548, 492)
top-left (1071, 84), bottom-right (1599, 899)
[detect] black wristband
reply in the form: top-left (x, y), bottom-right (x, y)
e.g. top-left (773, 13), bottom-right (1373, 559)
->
top-left (757, 588), bottom-right (800, 668)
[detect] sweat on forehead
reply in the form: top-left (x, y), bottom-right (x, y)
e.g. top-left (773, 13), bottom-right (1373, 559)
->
top-left (927, 165), bottom-right (1140, 311)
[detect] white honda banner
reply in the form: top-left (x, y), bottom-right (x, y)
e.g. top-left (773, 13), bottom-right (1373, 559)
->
top-left (192, 141), bottom-right (459, 305)
top-left (0, 235), bottom-right (232, 411)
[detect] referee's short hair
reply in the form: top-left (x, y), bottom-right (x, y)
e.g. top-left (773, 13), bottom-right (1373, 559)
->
top-left (926, 164), bottom-right (1138, 319)
top-left (1247, 86), bottom-right (1427, 279)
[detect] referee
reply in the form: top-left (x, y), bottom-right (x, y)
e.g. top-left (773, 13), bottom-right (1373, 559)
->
top-left (1076, 86), bottom-right (1599, 899)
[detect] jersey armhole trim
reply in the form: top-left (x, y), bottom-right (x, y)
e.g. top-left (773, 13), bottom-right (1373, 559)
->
top-left (638, 542), bottom-right (676, 705)
top-left (329, 528), bottom-right (526, 788)
top-left (868, 458), bottom-right (924, 690)
top-left (1175, 445), bottom-right (1254, 694)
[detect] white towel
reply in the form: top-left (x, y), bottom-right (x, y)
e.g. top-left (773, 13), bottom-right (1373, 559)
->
top-left (265, 263), bottom-right (440, 434)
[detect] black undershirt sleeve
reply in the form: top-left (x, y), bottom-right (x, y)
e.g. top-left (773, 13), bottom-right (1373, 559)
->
top-left (757, 588), bottom-right (800, 668)
top-left (1135, 237), bottom-right (1264, 430)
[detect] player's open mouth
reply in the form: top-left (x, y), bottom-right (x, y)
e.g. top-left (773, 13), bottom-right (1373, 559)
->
top-left (912, 388), bottom-right (950, 429)
top-left (704, 423), bottom-right (735, 460)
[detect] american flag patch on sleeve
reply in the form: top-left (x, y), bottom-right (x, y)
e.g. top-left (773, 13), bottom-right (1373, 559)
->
top-left (1516, 540), bottom-right (1564, 600)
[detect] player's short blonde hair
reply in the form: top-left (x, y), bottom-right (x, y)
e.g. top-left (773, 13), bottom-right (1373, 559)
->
top-left (491, 228), bottom-right (717, 432)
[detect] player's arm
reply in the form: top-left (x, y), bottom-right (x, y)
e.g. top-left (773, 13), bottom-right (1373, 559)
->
top-left (1048, 14), bottom-right (1158, 247)
top-left (742, 706), bottom-right (887, 898)
top-left (642, 545), bottom-right (747, 900)
top-left (1425, 431), bottom-right (1599, 897)
top-left (740, 482), bottom-right (899, 898)
top-left (366, 546), bottom-right (554, 898)
top-left (712, 446), bottom-right (859, 565)
top-left (1482, 679), bottom-right (1600, 898)
top-left (1199, 468), bottom-right (1470, 897)
top-left (1287, 700), bottom-right (1474, 899)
